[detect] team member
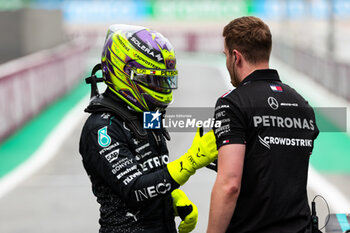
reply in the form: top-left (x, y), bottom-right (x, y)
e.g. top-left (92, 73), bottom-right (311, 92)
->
top-left (79, 25), bottom-right (217, 233)
top-left (207, 16), bottom-right (319, 233)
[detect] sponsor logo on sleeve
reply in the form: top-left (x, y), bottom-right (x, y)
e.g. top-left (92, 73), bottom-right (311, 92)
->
top-left (105, 149), bottom-right (119, 163)
top-left (99, 142), bottom-right (119, 155)
top-left (116, 165), bottom-right (137, 179)
top-left (135, 143), bottom-right (150, 153)
top-left (135, 151), bottom-right (152, 161)
top-left (270, 85), bottom-right (283, 92)
top-left (214, 124), bottom-right (231, 138)
top-left (98, 126), bottom-right (111, 147)
top-left (217, 118), bottom-right (230, 124)
top-left (134, 180), bottom-right (172, 202)
top-left (215, 110), bottom-right (226, 118)
top-left (215, 104), bottom-right (230, 111)
top-left (111, 158), bottom-right (134, 174)
top-left (123, 170), bottom-right (142, 185)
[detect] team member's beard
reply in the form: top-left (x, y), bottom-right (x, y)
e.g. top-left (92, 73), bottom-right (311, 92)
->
top-left (230, 61), bottom-right (240, 87)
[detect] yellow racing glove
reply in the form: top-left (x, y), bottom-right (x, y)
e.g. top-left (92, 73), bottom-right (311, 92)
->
top-left (167, 128), bottom-right (218, 185)
top-left (172, 189), bottom-right (198, 233)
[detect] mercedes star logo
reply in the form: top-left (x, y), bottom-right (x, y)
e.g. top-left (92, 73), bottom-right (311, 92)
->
top-left (267, 97), bottom-right (279, 110)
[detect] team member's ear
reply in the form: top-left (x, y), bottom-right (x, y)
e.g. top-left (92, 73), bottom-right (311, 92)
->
top-left (233, 50), bottom-right (238, 63)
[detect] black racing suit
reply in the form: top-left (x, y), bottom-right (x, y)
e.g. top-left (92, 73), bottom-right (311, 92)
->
top-left (79, 90), bottom-right (179, 233)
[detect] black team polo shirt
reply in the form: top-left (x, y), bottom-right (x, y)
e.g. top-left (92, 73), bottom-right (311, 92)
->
top-left (213, 69), bottom-right (319, 233)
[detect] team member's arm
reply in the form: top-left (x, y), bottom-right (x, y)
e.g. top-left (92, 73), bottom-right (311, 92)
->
top-left (207, 95), bottom-right (247, 232)
top-left (207, 144), bottom-right (245, 233)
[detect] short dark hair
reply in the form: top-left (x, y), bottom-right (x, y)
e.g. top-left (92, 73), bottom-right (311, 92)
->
top-left (223, 16), bottom-right (272, 64)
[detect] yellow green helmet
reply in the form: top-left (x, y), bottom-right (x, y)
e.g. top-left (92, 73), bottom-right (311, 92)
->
top-left (101, 24), bottom-right (178, 112)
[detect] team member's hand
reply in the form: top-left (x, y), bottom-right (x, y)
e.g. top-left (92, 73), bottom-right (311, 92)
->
top-left (167, 128), bottom-right (218, 185)
top-left (171, 189), bottom-right (198, 233)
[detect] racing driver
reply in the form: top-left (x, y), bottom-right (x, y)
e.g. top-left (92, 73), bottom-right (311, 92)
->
top-left (79, 24), bottom-right (217, 233)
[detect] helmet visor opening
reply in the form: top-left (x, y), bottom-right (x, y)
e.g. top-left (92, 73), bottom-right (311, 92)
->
top-left (131, 68), bottom-right (178, 93)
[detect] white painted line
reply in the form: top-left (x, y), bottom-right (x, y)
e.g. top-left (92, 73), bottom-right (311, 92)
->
top-left (0, 95), bottom-right (89, 199)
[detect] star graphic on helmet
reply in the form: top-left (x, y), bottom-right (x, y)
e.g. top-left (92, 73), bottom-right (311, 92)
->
top-left (151, 110), bottom-right (162, 122)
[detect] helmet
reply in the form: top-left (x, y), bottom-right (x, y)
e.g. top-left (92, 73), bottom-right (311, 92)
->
top-left (101, 24), bottom-right (178, 112)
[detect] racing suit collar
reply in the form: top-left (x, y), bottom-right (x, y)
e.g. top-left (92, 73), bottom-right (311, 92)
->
top-left (239, 69), bottom-right (280, 87)
top-left (103, 88), bottom-right (142, 114)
